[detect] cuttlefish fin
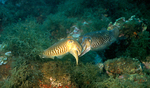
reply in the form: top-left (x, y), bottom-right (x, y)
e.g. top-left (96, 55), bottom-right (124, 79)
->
top-left (70, 50), bottom-right (79, 65)
top-left (39, 54), bottom-right (55, 59)
top-left (56, 53), bottom-right (68, 59)
top-left (51, 56), bottom-right (55, 59)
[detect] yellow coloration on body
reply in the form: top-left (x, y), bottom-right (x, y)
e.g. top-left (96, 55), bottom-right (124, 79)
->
top-left (41, 38), bottom-right (82, 65)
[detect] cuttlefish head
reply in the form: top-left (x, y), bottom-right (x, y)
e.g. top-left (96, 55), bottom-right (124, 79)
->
top-left (79, 37), bottom-right (92, 57)
top-left (65, 39), bottom-right (81, 54)
top-left (66, 39), bottom-right (82, 65)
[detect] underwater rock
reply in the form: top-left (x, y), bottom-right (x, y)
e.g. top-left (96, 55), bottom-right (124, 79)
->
top-left (142, 62), bottom-right (150, 70)
top-left (97, 62), bottom-right (104, 73)
top-left (0, 44), bottom-right (12, 82)
top-left (107, 15), bottom-right (147, 39)
top-left (107, 17), bottom-right (125, 31)
top-left (142, 56), bottom-right (150, 70)
top-left (0, 43), bottom-right (12, 65)
top-left (0, 56), bottom-right (7, 65)
top-left (39, 61), bottom-right (76, 88)
top-left (4, 51), bottom-right (11, 56)
top-left (0, 56), bottom-right (12, 82)
top-left (104, 57), bottom-right (143, 76)
top-left (67, 25), bottom-right (83, 39)
top-left (117, 73), bottom-right (148, 84)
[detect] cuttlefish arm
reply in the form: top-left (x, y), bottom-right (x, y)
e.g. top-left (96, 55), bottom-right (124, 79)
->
top-left (69, 40), bottom-right (82, 65)
top-left (79, 45), bottom-right (91, 57)
top-left (79, 37), bottom-right (92, 57)
top-left (70, 50), bottom-right (79, 65)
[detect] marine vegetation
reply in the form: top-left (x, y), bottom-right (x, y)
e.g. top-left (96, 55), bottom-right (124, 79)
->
top-left (39, 60), bottom-right (75, 88)
top-left (70, 63), bottom-right (105, 88)
top-left (1, 57), bottom-right (42, 88)
top-left (125, 31), bottom-right (150, 61)
top-left (1, 18), bottom-right (51, 60)
top-left (0, 0), bottom-right (150, 88)
top-left (96, 74), bottom-right (150, 88)
top-left (42, 13), bottom-right (77, 40)
top-left (39, 60), bottom-right (108, 88)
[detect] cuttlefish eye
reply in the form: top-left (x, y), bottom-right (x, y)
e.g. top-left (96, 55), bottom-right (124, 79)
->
top-left (88, 38), bottom-right (92, 42)
top-left (83, 37), bottom-right (91, 43)
top-left (68, 39), bottom-right (74, 43)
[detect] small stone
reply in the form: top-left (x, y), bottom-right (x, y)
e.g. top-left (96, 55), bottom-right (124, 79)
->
top-left (5, 51), bottom-right (12, 56)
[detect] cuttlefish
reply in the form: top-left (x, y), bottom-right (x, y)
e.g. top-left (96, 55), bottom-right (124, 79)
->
top-left (79, 27), bottom-right (119, 56)
top-left (41, 38), bottom-right (82, 65)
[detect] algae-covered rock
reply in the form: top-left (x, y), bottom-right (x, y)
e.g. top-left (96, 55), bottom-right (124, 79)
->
top-left (104, 57), bottom-right (143, 76)
top-left (0, 56), bottom-right (7, 65)
top-left (107, 15), bottom-right (147, 38)
top-left (39, 60), bottom-right (76, 88)
top-left (96, 73), bottom-right (150, 88)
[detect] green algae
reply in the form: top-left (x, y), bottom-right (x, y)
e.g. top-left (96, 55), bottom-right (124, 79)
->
top-left (0, 0), bottom-right (150, 88)
top-left (125, 31), bottom-right (150, 61)
top-left (1, 18), bottom-right (51, 60)
top-left (42, 13), bottom-right (77, 40)
top-left (70, 63), bottom-right (102, 88)
top-left (1, 57), bottom-right (42, 88)
top-left (96, 73), bottom-right (150, 88)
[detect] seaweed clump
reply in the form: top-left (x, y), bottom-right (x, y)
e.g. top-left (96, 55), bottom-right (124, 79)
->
top-left (96, 74), bottom-right (150, 88)
top-left (1, 18), bottom-right (51, 60)
top-left (70, 63), bottom-right (105, 88)
top-left (0, 18), bottom-right (52, 87)
top-left (1, 57), bottom-right (42, 88)
top-left (39, 60), bottom-right (74, 87)
top-left (125, 31), bottom-right (150, 61)
top-left (42, 13), bottom-right (77, 40)
top-left (38, 60), bottom-right (108, 88)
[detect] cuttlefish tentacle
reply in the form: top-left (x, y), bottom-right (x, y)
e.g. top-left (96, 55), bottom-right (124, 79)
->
top-left (79, 37), bottom-right (92, 56)
top-left (41, 38), bottom-right (82, 65)
top-left (69, 40), bottom-right (82, 65)
top-left (70, 50), bottom-right (78, 65)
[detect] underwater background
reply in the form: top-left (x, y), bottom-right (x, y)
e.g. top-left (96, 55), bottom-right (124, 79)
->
top-left (0, 0), bottom-right (150, 88)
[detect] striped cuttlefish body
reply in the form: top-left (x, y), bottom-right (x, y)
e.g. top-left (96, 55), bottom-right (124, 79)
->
top-left (41, 38), bottom-right (82, 65)
top-left (79, 28), bottom-right (119, 56)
